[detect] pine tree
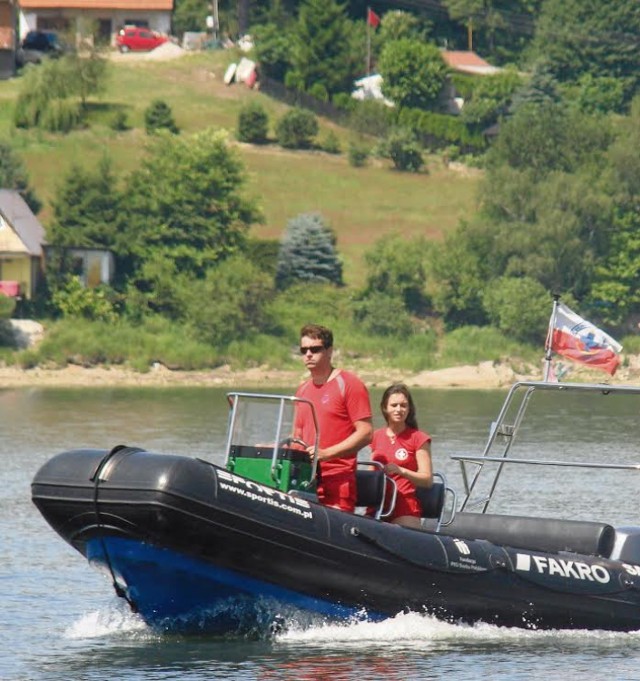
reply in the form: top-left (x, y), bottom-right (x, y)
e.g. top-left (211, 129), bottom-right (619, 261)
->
top-left (289, 0), bottom-right (355, 95)
top-left (276, 213), bottom-right (343, 289)
top-left (48, 155), bottom-right (121, 250)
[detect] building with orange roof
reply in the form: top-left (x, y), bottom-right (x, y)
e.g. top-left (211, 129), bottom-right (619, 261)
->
top-left (17, 0), bottom-right (173, 46)
top-left (441, 49), bottom-right (501, 76)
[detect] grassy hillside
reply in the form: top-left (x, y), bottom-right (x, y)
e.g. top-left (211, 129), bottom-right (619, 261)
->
top-left (0, 49), bottom-right (480, 286)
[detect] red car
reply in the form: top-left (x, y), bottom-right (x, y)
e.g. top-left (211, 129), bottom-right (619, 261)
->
top-left (116, 26), bottom-right (168, 52)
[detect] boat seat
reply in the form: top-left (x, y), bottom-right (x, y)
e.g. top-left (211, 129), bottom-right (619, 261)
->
top-left (415, 480), bottom-right (445, 519)
top-left (356, 462), bottom-right (397, 520)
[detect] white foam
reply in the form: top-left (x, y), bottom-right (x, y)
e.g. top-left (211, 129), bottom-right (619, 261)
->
top-left (64, 605), bottom-right (148, 640)
top-left (277, 611), bottom-right (640, 646)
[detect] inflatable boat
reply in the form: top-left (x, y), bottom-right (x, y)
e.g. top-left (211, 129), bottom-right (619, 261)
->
top-left (31, 381), bottom-right (640, 633)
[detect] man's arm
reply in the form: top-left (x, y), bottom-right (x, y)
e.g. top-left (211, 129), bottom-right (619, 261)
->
top-left (313, 418), bottom-right (373, 462)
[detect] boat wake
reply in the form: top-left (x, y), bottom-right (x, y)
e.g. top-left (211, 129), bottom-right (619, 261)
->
top-left (276, 610), bottom-right (640, 647)
top-left (64, 601), bottom-right (640, 648)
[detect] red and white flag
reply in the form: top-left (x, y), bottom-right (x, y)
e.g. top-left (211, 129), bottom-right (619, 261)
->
top-left (367, 7), bottom-right (381, 28)
top-left (548, 303), bottom-right (622, 376)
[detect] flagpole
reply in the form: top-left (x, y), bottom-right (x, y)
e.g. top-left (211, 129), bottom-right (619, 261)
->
top-left (366, 7), bottom-right (371, 75)
top-left (543, 293), bottom-right (561, 381)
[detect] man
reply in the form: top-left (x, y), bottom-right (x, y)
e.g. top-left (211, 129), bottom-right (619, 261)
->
top-left (294, 324), bottom-right (372, 512)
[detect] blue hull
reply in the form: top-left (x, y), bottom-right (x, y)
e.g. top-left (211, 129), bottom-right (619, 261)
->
top-left (86, 537), bottom-right (385, 634)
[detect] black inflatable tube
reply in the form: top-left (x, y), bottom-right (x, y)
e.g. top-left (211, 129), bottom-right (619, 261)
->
top-left (423, 512), bottom-right (615, 558)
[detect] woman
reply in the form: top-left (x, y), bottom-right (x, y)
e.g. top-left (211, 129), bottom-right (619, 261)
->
top-left (371, 383), bottom-right (433, 528)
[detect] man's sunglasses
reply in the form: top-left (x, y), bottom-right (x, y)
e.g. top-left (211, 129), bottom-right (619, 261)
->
top-left (299, 345), bottom-right (325, 355)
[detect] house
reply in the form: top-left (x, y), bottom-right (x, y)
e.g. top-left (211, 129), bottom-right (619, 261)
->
top-left (0, 189), bottom-right (46, 300)
top-left (0, 0), bottom-right (16, 79)
top-left (440, 50), bottom-right (502, 76)
top-left (17, 0), bottom-right (173, 47)
top-left (43, 245), bottom-right (115, 287)
top-left (440, 49), bottom-right (501, 115)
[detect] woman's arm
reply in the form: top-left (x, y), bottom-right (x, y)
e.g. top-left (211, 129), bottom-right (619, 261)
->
top-left (384, 441), bottom-right (433, 487)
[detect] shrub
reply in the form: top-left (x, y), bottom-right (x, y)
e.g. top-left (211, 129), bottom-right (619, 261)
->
top-left (352, 291), bottom-right (414, 336)
top-left (245, 238), bottom-right (280, 277)
top-left (110, 109), bottom-right (130, 131)
top-left (51, 276), bottom-right (118, 323)
top-left (348, 141), bottom-right (369, 167)
top-left (332, 92), bottom-right (356, 111)
top-left (185, 257), bottom-right (276, 347)
top-left (144, 99), bottom-right (179, 135)
top-left (0, 293), bottom-right (16, 320)
top-left (308, 82), bottom-right (329, 102)
top-left (237, 101), bottom-right (269, 144)
top-left (39, 98), bottom-right (81, 133)
top-left (321, 130), bottom-right (341, 154)
top-left (380, 128), bottom-right (424, 172)
top-left (349, 100), bottom-right (393, 138)
top-left (275, 108), bottom-right (318, 149)
top-left (397, 107), bottom-right (487, 151)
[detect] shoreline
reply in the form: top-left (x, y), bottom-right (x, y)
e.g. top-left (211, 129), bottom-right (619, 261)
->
top-left (0, 358), bottom-right (635, 390)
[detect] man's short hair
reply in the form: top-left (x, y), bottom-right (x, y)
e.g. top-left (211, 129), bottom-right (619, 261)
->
top-left (300, 324), bottom-right (333, 349)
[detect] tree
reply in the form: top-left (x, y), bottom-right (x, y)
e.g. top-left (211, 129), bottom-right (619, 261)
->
top-left (379, 10), bottom-right (430, 43)
top-left (13, 40), bottom-right (108, 131)
top-left (482, 276), bottom-right (549, 343)
top-left (276, 213), bottom-right (343, 289)
top-left (608, 95), bottom-right (640, 200)
top-left (288, 0), bottom-right (357, 96)
top-left (0, 140), bottom-right (41, 213)
top-left (69, 20), bottom-right (109, 106)
top-left (530, 0), bottom-right (640, 103)
top-left (48, 155), bottom-right (121, 250)
top-left (120, 128), bottom-right (262, 281)
top-left (362, 233), bottom-right (431, 313)
top-left (14, 58), bottom-right (79, 130)
top-left (509, 62), bottom-right (562, 113)
top-left (587, 210), bottom-right (640, 326)
top-left (173, 0), bottom-right (209, 35)
top-left (485, 102), bottom-right (613, 179)
top-left (570, 74), bottom-right (625, 116)
top-left (378, 39), bottom-right (448, 110)
top-left (427, 222), bottom-right (491, 328)
top-left (443, 0), bottom-right (484, 50)
top-left (459, 69), bottom-right (522, 128)
top-left (252, 21), bottom-right (293, 81)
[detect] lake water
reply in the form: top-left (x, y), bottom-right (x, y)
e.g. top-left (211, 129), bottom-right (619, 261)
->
top-left (3, 384), bottom-right (640, 680)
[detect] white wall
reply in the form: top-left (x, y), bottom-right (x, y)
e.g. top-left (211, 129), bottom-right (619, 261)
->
top-left (18, 9), bottom-right (171, 43)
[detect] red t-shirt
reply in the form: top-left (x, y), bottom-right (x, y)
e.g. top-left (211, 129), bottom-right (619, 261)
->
top-left (371, 427), bottom-right (431, 499)
top-left (295, 370), bottom-right (371, 478)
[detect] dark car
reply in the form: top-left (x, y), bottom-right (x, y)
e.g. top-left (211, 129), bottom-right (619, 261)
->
top-left (16, 30), bottom-right (63, 66)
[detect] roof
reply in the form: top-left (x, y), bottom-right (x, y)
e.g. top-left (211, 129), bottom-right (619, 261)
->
top-left (18, 0), bottom-right (172, 9)
top-left (441, 50), bottom-right (501, 76)
top-left (0, 189), bottom-right (45, 256)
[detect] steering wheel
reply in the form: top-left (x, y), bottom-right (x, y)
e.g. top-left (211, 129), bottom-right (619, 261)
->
top-left (278, 436), bottom-right (310, 450)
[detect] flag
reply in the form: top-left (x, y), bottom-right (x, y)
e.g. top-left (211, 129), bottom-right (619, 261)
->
top-left (549, 303), bottom-right (622, 376)
top-left (367, 7), bottom-right (381, 28)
